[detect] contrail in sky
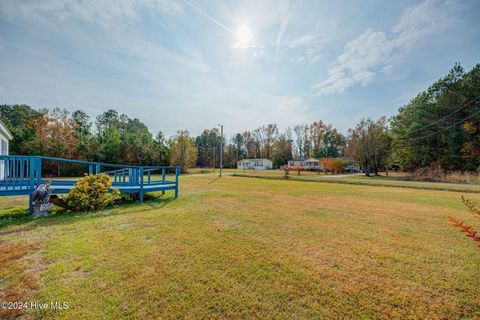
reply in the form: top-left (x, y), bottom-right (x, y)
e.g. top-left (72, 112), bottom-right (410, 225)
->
top-left (180, 0), bottom-right (233, 33)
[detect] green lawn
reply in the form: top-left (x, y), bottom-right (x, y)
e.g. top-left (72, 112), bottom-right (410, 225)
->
top-left (233, 169), bottom-right (480, 193)
top-left (1, 175), bottom-right (479, 319)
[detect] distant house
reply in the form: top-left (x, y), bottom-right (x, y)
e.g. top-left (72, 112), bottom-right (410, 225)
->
top-left (288, 158), bottom-right (324, 171)
top-left (237, 158), bottom-right (273, 170)
top-left (0, 119), bottom-right (13, 179)
top-left (345, 164), bottom-right (361, 173)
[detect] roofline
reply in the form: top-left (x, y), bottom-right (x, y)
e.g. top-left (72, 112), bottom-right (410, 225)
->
top-left (0, 119), bottom-right (13, 140)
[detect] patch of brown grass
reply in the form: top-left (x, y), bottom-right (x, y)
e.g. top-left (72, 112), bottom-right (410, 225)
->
top-left (408, 165), bottom-right (480, 184)
top-left (0, 242), bottom-right (40, 319)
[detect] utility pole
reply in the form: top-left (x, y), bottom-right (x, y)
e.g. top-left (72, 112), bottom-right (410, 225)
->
top-left (212, 144), bottom-right (216, 172)
top-left (219, 124), bottom-right (223, 177)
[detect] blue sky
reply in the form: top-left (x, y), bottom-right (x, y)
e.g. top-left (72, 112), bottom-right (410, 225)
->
top-left (0, 0), bottom-right (479, 136)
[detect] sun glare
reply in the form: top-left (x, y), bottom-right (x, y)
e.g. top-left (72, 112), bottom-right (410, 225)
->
top-left (235, 25), bottom-right (253, 45)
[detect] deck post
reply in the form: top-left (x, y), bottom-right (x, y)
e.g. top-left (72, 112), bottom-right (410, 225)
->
top-left (162, 168), bottom-right (165, 195)
top-left (35, 157), bottom-right (42, 187)
top-left (29, 193), bottom-right (33, 214)
top-left (89, 164), bottom-right (94, 175)
top-left (95, 164), bottom-right (101, 174)
top-left (175, 167), bottom-right (179, 199)
top-left (139, 168), bottom-right (144, 202)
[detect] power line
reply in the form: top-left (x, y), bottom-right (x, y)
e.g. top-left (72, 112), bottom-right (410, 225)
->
top-left (396, 106), bottom-right (480, 144)
top-left (408, 95), bottom-right (480, 134)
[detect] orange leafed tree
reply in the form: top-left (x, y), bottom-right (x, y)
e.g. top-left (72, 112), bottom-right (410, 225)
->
top-left (31, 108), bottom-right (78, 159)
top-left (319, 158), bottom-right (346, 174)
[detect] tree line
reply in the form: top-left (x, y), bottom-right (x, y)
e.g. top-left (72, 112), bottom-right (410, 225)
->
top-left (391, 63), bottom-right (480, 171)
top-left (1, 62), bottom-right (479, 174)
top-left (0, 106), bottom-right (347, 172)
top-left (195, 121), bottom-right (346, 170)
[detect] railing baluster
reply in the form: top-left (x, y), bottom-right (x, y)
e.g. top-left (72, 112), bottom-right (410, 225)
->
top-left (29, 158), bottom-right (34, 189)
top-left (12, 157), bottom-right (16, 189)
top-left (5, 159), bottom-right (9, 190)
top-left (139, 168), bottom-right (144, 202)
top-left (10, 158), bottom-right (14, 189)
top-left (20, 159), bottom-right (24, 188)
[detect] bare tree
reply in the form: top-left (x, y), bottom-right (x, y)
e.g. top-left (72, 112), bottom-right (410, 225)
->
top-left (263, 124), bottom-right (278, 159)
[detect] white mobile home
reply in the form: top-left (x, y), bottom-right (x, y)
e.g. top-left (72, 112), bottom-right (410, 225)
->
top-left (287, 158), bottom-right (324, 171)
top-left (237, 158), bottom-right (273, 170)
top-left (0, 119), bottom-right (13, 179)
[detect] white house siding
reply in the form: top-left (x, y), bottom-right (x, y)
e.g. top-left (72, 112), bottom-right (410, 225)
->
top-left (288, 158), bottom-right (324, 171)
top-left (237, 159), bottom-right (273, 170)
top-left (0, 120), bottom-right (12, 180)
top-left (288, 160), bottom-right (303, 168)
top-left (0, 136), bottom-right (8, 179)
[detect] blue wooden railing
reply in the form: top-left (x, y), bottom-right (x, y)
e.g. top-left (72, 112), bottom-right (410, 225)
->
top-left (0, 155), bottom-right (180, 202)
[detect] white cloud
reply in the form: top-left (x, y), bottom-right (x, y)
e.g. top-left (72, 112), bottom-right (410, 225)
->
top-left (273, 0), bottom-right (289, 60)
top-left (313, 0), bottom-right (452, 95)
top-left (289, 34), bottom-right (316, 48)
top-left (288, 33), bottom-right (323, 64)
top-left (0, 0), bottom-right (184, 30)
top-left (270, 0), bottom-right (289, 84)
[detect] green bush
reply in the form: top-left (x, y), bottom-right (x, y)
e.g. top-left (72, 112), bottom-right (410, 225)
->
top-left (64, 174), bottom-right (121, 212)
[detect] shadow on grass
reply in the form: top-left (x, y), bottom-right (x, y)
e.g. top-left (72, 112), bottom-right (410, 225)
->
top-left (0, 208), bottom-right (33, 230)
top-left (207, 176), bottom-right (222, 184)
top-left (0, 193), bottom-right (175, 232)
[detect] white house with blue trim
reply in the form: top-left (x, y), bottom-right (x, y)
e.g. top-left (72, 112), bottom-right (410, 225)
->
top-left (0, 119), bottom-right (13, 179)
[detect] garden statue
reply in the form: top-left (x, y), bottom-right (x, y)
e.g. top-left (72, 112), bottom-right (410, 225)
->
top-left (31, 180), bottom-right (52, 218)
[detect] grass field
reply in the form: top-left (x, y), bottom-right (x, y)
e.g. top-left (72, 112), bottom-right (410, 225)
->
top-left (232, 169), bottom-right (480, 193)
top-left (1, 175), bottom-right (480, 319)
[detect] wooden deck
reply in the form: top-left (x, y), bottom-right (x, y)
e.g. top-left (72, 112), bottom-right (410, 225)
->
top-left (0, 155), bottom-right (180, 212)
